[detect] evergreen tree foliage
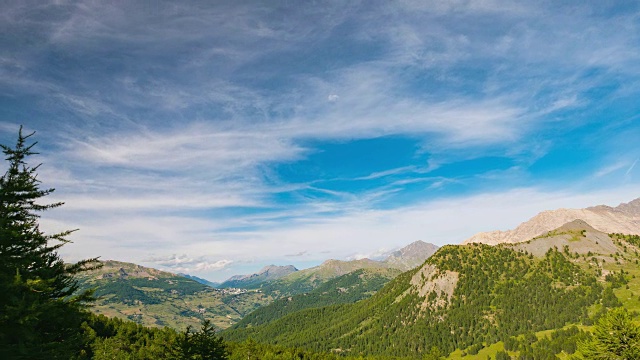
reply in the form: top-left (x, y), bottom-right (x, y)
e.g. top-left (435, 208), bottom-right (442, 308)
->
top-left (421, 346), bottom-right (443, 360)
top-left (575, 308), bottom-right (640, 359)
top-left (177, 319), bottom-right (228, 360)
top-left (86, 314), bottom-right (178, 359)
top-left (504, 325), bottom-right (589, 358)
top-left (0, 127), bottom-right (98, 358)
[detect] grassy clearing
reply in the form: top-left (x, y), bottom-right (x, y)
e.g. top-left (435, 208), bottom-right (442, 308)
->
top-left (447, 341), bottom-right (506, 359)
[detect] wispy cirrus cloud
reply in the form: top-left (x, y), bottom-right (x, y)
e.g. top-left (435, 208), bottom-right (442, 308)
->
top-left (595, 161), bottom-right (632, 178)
top-left (626, 159), bottom-right (639, 176)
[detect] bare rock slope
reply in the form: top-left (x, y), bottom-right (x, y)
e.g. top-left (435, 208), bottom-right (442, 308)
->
top-left (463, 198), bottom-right (640, 245)
top-left (508, 219), bottom-right (619, 257)
top-left (383, 240), bottom-right (439, 270)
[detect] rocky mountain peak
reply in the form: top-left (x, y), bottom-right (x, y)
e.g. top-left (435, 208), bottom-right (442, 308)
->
top-left (554, 219), bottom-right (598, 232)
top-left (614, 197), bottom-right (640, 216)
top-left (463, 197), bottom-right (640, 245)
top-left (383, 240), bottom-right (439, 271)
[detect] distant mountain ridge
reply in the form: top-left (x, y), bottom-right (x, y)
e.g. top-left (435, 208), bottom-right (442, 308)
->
top-left (179, 273), bottom-right (220, 288)
top-left (383, 240), bottom-right (440, 270)
top-left (77, 241), bottom-right (439, 330)
top-left (220, 240), bottom-right (439, 292)
top-left (463, 197), bottom-right (640, 245)
top-left (87, 260), bottom-right (178, 280)
top-left (220, 265), bottom-right (298, 288)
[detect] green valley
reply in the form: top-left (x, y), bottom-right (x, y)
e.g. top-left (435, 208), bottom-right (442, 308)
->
top-left (76, 260), bottom-right (273, 330)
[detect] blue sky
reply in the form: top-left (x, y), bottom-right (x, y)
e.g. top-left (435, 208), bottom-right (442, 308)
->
top-left (1, 1), bottom-right (639, 281)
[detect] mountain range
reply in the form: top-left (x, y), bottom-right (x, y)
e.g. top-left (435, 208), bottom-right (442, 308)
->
top-left (219, 240), bottom-right (439, 293)
top-left (78, 240), bottom-right (439, 330)
top-left (463, 197), bottom-right (640, 245)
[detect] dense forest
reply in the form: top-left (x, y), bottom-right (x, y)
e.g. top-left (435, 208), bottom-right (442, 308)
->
top-left (1, 129), bottom-right (639, 359)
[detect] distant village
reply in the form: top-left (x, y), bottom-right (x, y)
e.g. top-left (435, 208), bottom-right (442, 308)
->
top-left (214, 287), bottom-right (259, 295)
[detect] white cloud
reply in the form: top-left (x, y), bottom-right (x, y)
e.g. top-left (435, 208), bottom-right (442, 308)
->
top-left (57, 193), bottom-right (259, 211)
top-left (143, 254), bottom-right (233, 274)
top-left (224, 185), bottom-right (640, 261)
top-left (283, 65), bottom-right (527, 145)
top-left (346, 247), bottom-right (395, 261)
top-left (355, 166), bottom-right (417, 181)
top-left (64, 123), bottom-right (304, 171)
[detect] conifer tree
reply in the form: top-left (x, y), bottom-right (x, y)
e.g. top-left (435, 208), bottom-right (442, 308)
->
top-left (177, 319), bottom-right (228, 359)
top-left (575, 307), bottom-right (640, 359)
top-left (0, 127), bottom-right (98, 358)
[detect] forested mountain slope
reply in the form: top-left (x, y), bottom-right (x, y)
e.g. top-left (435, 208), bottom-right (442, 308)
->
top-left (223, 241), bottom-right (614, 358)
top-left (259, 258), bottom-right (393, 296)
top-left (231, 267), bottom-right (401, 329)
